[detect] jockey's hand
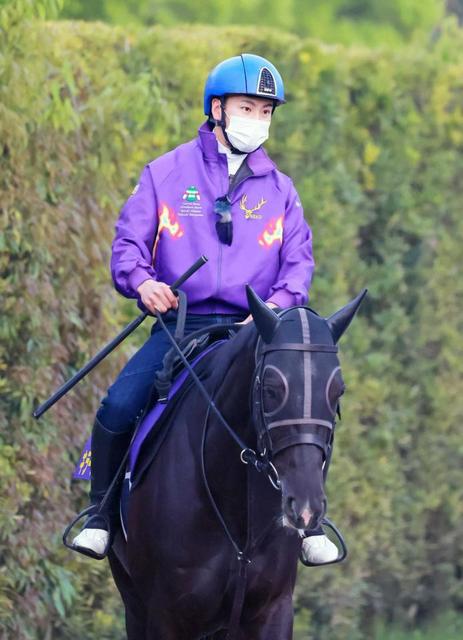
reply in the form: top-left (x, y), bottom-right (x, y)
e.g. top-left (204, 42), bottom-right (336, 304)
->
top-left (237, 301), bottom-right (278, 325)
top-left (136, 279), bottom-right (178, 314)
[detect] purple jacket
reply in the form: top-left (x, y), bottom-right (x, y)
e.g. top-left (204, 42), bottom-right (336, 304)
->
top-left (111, 122), bottom-right (314, 314)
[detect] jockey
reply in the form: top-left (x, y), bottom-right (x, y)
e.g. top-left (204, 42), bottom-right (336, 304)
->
top-left (72, 53), bottom-right (339, 565)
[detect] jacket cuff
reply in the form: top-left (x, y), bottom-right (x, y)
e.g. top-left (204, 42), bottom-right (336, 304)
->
top-left (128, 266), bottom-right (156, 294)
top-left (266, 289), bottom-right (297, 309)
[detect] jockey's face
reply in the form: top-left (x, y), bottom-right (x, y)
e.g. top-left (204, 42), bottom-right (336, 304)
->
top-left (211, 95), bottom-right (274, 147)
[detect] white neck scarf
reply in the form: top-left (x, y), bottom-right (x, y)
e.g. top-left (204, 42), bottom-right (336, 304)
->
top-left (217, 140), bottom-right (247, 176)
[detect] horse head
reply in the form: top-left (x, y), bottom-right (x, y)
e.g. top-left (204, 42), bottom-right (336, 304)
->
top-left (247, 286), bottom-right (366, 532)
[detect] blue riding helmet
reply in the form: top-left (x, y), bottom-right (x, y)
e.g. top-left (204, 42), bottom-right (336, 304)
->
top-left (203, 53), bottom-right (286, 116)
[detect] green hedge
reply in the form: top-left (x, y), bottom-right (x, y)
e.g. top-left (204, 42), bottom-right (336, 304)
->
top-left (1, 5), bottom-right (462, 638)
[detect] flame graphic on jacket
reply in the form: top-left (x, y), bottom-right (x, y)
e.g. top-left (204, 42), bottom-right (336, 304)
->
top-left (258, 216), bottom-right (283, 248)
top-left (153, 203), bottom-right (184, 257)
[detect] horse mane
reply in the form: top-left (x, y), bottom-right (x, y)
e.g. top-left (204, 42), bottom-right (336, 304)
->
top-left (130, 322), bottom-right (259, 487)
top-left (192, 322), bottom-right (259, 391)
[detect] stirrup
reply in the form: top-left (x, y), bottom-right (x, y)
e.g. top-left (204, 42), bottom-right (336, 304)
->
top-left (63, 505), bottom-right (113, 560)
top-left (299, 517), bottom-right (348, 567)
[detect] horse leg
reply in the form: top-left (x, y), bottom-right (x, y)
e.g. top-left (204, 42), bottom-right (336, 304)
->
top-left (240, 594), bottom-right (294, 640)
top-left (108, 536), bottom-right (148, 640)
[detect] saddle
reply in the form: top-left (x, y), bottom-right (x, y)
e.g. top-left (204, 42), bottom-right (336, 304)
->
top-left (153, 321), bottom-right (239, 403)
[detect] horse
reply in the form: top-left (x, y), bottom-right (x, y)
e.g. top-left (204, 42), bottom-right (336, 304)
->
top-left (108, 286), bottom-right (366, 640)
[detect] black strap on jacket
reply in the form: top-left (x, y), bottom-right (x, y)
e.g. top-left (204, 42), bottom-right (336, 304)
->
top-left (214, 160), bottom-right (253, 246)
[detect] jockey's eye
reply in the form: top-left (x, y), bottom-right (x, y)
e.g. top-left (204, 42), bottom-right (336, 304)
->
top-left (262, 365), bottom-right (289, 417)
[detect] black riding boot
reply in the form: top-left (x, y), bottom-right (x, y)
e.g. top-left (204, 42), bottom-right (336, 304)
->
top-left (71, 418), bottom-right (132, 558)
top-left (89, 417), bottom-right (132, 526)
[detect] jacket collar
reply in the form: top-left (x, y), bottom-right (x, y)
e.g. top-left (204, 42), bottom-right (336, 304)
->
top-left (197, 121), bottom-right (277, 177)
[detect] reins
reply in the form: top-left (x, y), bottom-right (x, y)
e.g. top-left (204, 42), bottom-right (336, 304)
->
top-left (154, 310), bottom-right (280, 488)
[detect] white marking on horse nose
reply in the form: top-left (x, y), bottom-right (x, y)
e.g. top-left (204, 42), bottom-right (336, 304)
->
top-left (301, 508), bottom-right (313, 527)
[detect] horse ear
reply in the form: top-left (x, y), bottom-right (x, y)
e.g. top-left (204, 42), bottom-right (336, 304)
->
top-left (326, 289), bottom-right (368, 344)
top-left (246, 285), bottom-right (281, 343)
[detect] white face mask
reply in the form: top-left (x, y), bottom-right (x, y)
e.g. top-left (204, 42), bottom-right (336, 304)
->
top-left (224, 113), bottom-right (270, 153)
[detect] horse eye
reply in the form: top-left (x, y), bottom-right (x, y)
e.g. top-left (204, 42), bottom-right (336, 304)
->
top-left (326, 368), bottom-right (345, 416)
top-left (262, 365), bottom-right (289, 417)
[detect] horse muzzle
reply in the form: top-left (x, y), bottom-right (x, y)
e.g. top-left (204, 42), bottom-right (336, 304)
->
top-left (282, 494), bottom-right (325, 531)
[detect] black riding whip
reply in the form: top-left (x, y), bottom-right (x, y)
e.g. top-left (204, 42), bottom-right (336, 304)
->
top-left (32, 256), bottom-right (208, 419)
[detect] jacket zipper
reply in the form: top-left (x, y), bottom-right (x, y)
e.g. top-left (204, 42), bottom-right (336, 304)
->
top-left (216, 240), bottom-right (223, 309)
top-left (215, 162), bottom-right (255, 307)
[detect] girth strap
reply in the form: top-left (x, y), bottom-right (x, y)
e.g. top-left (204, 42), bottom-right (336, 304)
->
top-left (226, 554), bottom-right (250, 640)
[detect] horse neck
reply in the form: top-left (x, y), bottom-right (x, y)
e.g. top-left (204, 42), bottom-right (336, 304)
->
top-left (203, 326), bottom-right (258, 497)
top-left (204, 327), bottom-right (281, 543)
top-left (212, 326), bottom-right (257, 440)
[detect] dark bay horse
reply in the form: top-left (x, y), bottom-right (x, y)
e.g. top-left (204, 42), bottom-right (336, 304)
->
top-left (108, 287), bottom-right (366, 639)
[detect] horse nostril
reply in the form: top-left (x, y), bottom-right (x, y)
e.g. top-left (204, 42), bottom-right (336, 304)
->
top-left (286, 497), bottom-right (297, 518)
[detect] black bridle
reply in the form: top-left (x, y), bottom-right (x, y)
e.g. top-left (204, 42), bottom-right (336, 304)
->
top-left (252, 340), bottom-right (339, 464)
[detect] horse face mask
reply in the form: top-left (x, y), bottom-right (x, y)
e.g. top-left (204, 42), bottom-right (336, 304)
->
top-left (246, 286), bottom-right (367, 530)
top-left (246, 285), bottom-right (367, 460)
top-left (254, 307), bottom-right (343, 458)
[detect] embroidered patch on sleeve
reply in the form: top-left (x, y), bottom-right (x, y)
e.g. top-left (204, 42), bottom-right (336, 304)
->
top-left (153, 203), bottom-right (185, 258)
top-left (258, 216), bottom-right (284, 248)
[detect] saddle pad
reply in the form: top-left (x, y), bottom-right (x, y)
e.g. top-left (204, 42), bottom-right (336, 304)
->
top-left (73, 340), bottom-right (226, 482)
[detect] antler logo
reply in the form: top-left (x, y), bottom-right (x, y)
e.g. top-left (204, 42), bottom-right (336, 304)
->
top-left (239, 195), bottom-right (267, 220)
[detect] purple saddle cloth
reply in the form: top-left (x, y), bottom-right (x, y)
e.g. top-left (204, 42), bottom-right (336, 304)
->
top-left (73, 340), bottom-right (226, 482)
